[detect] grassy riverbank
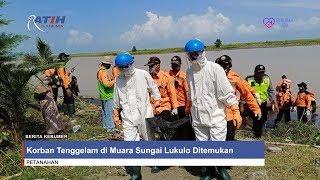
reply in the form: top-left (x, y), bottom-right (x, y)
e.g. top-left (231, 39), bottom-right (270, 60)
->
top-left (71, 38), bottom-right (320, 57)
top-left (1, 99), bottom-right (319, 179)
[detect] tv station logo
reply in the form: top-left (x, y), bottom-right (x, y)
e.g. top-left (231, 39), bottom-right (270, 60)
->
top-left (27, 15), bottom-right (66, 32)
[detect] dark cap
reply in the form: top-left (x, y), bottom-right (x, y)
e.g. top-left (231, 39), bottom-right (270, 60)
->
top-left (58, 52), bottom-right (70, 60)
top-left (298, 82), bottom-right (307, 88)
top-left (145, 56), bottom-right (161, 66)
top-left (171, 56), bottom-right (181, 64)
top-left (255, 64), bottom-right (266, 72)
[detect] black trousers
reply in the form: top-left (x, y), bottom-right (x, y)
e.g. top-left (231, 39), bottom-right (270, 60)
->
top-left (274, 108), bottom-right (291, 127)
top-left (311, 101), bottom-right (317, 113)
top-left (252, 102), bottom-right (268, 138)
top-left (297, 106), bottom-right (307, 123)
top-left (226, 121), bottom-right (236, 141)
top-left (51, 87), bottom-right (58, 102)
top-left (62, 87), bottom-right (75, 105)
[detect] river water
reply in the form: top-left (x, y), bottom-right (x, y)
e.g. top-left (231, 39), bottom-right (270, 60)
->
top-left (68, 46), bottom-right (320, 98)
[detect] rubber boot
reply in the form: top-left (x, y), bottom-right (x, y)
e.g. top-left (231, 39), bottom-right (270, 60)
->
top-left (67, 103), bottom-right (75, 118)
top-left (217, 167), bottom-right (231, 180)
top-left (130, 166), bottom-right (142, 180)
top-left (151, 166), bottom-right (160, 173)
top-left (200, 166), bottom-right (212, 180)
top-left (125, 166), bottom-right (141, 180)
top-left (62, 103), bottom-right (68, 115)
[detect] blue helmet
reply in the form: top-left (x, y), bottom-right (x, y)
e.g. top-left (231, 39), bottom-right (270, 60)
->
top-left (115, 52), bottom-right (134, 67)
top-left (184, 39), bottom-right (205, 53)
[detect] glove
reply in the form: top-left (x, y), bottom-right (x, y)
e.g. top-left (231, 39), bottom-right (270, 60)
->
top-left (272, 102), bottom-right (279, 113)
top-left (171, 108), bottom-right (178, 116)
top-left (230, 105), bottom-right (242, 130)
top-left (255, 113), bottom-right (262, 120)
top-left (306, 109), bottom-right (311, 116)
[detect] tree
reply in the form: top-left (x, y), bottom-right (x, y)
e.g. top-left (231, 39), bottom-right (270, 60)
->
top-left (214, 38), bottom-right (222, 48)
top-left (132, 46), bottom-right (137, 52)
top-left (0, 1), bottom-right (68, 142)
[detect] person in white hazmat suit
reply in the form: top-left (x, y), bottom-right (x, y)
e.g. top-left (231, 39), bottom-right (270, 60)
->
top-left (113, 52), bottom-right (161, 180)
top-left (184, 39), bottom-right (241, 180)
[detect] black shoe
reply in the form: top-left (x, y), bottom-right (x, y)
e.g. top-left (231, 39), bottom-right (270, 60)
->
top-left (151, 166), bottom-right (160, 173)
top-left (217, 167), bottom-right (231, 180)
top-left (127, 166), bottom-right (142, 180)
top-left (200, 167), bottom-right (213, 180)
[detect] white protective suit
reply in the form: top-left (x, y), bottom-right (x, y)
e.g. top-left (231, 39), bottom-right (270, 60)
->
top-left (113, 68), bottom-right (161, 141)
top-left (186, 54), bottom-right (238, 141)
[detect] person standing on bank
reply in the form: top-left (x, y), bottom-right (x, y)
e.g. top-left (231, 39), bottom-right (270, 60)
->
top-left (246, 65), bottom-right (278, 138)
top-left (97, 56), bottom-right (116, 132)
top-left (215, 55), bottom-right (261, 141)
top-left (168, 55), bottom-right (195, 140)
top-left (292, 82), bottom-right (312, 123)
top-left (57, 53), bottom-right (75, 118)
top-left (113, 52), bottom-right (161, 180)
top-left (185, 39), bottom-right (239, 180)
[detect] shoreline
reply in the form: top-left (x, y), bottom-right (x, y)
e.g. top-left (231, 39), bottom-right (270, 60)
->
top-left (71, 38), bottom-right (320, 57)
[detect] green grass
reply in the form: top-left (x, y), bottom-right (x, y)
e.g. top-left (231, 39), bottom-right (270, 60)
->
top-left (71, 38), bottom-right (320, 57)
top-left (230, 145), bottom-right (320, 180)
top-left (1, 101), bottom-right (320, 179)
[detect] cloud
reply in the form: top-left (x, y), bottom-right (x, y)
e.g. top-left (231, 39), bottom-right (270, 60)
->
top-left (288, 16), bottom-right (320, 30)
top-left (120, 7), bottom-right (232, 43)
top-left (236, 24), bottom-right (259, 34)
top-left (67, 29), bottom-right (93, 45)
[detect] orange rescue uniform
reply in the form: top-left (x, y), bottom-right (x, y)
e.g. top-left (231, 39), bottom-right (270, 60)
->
top-left (44, 69), bottom-right (55, 78)
top-left (152, 70), bottom-right (178, 114)
top-left (294, 92), bottom-right (312, 110)
top-left (225, 70), bottom-right (261, 123)
top-left (276, 91), bottom-right (294, 109)
top-left (168, 70), bottom-right (188, 107)
top-left (57, 67), bottom-right (71, 89)
top-left (97, 67), bottom-right (115, 88)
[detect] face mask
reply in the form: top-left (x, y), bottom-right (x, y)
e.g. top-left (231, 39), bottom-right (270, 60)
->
top-left (149, 65), bottom-right (157, 75)
top-left (171, 64), bottom-right (181, 71)
top-left (188, 51), bottom-right (207, 71)
top-left (122, 65), bottom-right (135, 77)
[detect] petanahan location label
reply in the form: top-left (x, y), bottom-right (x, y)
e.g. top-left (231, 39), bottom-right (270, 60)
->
top-left (23, 141), bottom-right (265, 166)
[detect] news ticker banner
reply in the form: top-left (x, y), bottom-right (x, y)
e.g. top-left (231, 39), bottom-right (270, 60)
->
top-left (23, 141), bottom-right (265, 166)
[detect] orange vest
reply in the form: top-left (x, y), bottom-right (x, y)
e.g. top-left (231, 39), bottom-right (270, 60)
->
top-left (276, 91), bottom-right (293, 109)
top-left (168, 70), bottom-right (188, 107)
top-left (152, 70), bottom-right (178, 114)
top-left (225, 70), bottom-right (261, 121)
top-left (295, 92), bottom-right (312, 109)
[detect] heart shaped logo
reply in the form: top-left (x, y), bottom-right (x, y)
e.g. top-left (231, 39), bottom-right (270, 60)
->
top-left (263, 17), bottom-right (275, 28)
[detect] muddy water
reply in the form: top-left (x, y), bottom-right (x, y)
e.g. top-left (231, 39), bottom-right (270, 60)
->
top-left (69, 46), bottom-right (320, 98)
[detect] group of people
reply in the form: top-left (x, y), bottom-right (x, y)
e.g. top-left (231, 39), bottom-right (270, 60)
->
top-left (96, 39), bottom-right (318, 180)
top-left (274, 76), bottom-right (317, 127)
top-left (36, 38), bottom-right (317, 180)
top-left (35, 53), bottom-right (80, 135)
